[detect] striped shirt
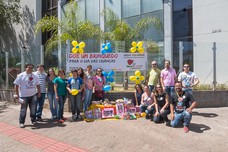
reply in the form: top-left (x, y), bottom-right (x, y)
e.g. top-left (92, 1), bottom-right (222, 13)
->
top-left (34, 71), bottom-right (47, 93)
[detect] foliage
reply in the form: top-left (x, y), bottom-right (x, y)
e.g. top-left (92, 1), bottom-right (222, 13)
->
top-left (0, 0), bottom-right (22, 25)
top-left (34, 1), bottom-right (102, 54)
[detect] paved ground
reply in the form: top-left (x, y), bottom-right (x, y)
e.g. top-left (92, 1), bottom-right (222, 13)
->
top-left (0, 101), bottom-right (228, 152)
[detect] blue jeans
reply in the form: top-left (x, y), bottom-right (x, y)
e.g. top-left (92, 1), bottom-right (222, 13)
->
top-left (170, 110), bottom-right (192, 127)
top-left (47, 92), bottom-right (58, 118)
top-left (165, 86), bottom-right (175, 97)
top-left (148, 85), bottom-right (155, 93)
top-left (153, 108), bottom-right (170, 123)
top-left (140, 105), bottom-right (155, 115)
top-left (84, 89), bottom-right (93, 111)
top-left (19, 95), bottom-right (37, 124)
top-left (57, 95), bottom-right (67, 120)
top-left (69, 94), bottom-right (81, 116)
top-left (36, 93), bottom-right (46, 118)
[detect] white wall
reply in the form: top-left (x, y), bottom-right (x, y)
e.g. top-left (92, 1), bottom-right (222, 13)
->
top-left (193, 0), bottom-right (228, 85)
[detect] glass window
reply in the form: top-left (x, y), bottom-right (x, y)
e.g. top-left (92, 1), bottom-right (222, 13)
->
top-left (142, 0), bottom-right (163, 13)
top-left (105, 0), bottom-right (121, 18)
top-left (122, 0), bottom-right (140, 18)
top-left (86, 0), bottom-right (100, 24)
top-left (77, 0), bottom-right (86, 20)
top-left (142, 11), bottom-right (164, 41)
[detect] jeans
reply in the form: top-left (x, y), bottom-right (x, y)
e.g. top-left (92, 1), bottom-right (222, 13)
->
top-left (84, 89), bottom-right (93, 111)
top-left (165, 86), bottom-right (175, 97)
top-left (47, 92), bottom-right (58, 118)
top-left (57, 95), bottom-right (67, 120)
top-left (140, 105), bottom-right (155, 115)
top-left (170, 110), bottom-right (192, 127)
top-left (153, 108), bottom-right (170, 123)
top-left (148, 85), bottom-right (155, 93)
top-left (19, 95), bottom-right (37, 124)
top-left (36, 93), bottom-right (46, 118)
top-left (69, 94), bottom-right (81, 116)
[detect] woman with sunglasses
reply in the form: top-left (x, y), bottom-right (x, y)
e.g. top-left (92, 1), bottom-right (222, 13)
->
top-left (93, 68), bottom-right (106, 101)
top-left (153, 84), bottom-right (170, 124)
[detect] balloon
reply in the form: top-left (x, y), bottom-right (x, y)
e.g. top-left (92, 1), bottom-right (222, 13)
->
top-left (72, 41), bottom-right (78, 46)
top-left (101, 42), bottom-right (112, 54)
top-left (71, 40), bottom-right (85, 54)
top-left (129, 70), bottom-right (145, 84)
top-left (130, 41), bottom-right (144, 53)
top-left (103, 70), bottom-right (115, 83)
top-left (71, 89), bottom-right (78, 95)
top-left (103, 85), bottom-right (111, 91)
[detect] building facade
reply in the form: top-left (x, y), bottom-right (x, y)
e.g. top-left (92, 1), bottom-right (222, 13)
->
top-left (0, 0), bottom-right (227, 88)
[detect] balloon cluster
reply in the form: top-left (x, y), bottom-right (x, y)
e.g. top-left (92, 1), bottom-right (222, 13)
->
top-left (130, 41), bottom-right (144, 53)
top-left (102, 70), bottom-right (115, 91)
top-left (71, 41), bottom-right (85, 54)
top-left (101, 42), bottom-right (112, 54)
top-left (129, 70), bottom-right (145, 84)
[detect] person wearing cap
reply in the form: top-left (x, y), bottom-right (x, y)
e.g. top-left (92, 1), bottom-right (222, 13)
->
top-left (67, 69), bottom-right (84, 121)
top-left (34, 64), bottom-right (47, 121)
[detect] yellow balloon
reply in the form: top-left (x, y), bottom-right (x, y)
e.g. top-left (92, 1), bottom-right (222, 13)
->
top-left (79, 48), bottom-right (84, 54)
top-left (72, 48), bottom-right (77, 54)
top-left (137, 41), bottom-right (143, 47)
top-left (69, 73), bottom-right (73, 77)
top-left (132, 41), bottom-right (137, 47)
top-left (135, 80), bottom-right (141, 84)
top-left (139, 76), bottom-right (145, 81)
top-left (130, 47), bottom-right (136, 53)
top-left (138, 48), bottom-right (144, 53)
top-left (71, 89), bottom-right (78, 95)
top-left (135, 70), bottom-right (141, 77)
top-left (72, 41), bottom-right (78, 47)
top-left (129, 76), bottom-right (136, 81)
top-left (79, 42), bottom-right (85, 48)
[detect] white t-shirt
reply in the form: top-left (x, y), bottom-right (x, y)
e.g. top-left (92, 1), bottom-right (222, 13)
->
top-left (14, 72), bottom-right (40, 97)
top-left (178, 71), bottom-right (197, 90)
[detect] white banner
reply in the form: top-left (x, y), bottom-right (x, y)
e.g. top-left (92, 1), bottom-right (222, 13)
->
top-left (66, 53), bottom-right (147, 72)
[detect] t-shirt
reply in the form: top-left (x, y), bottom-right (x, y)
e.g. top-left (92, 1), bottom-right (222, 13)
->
top-left (170, 91), bottom-right (196, 113)
top-left (13, 72), bottom-right (40, 97)
top-left (161, 68), bottom-right (176, 86)
top-left (93, 76), bottom-right (105, 91)
top-left (46, 76), bottom-right (57, 93)
top-left (155, 93), bottom-right (168, 109)
top-left (67, 77), bottom-right (83, 90)
top-left (148, 68), bottom-right (161, 86)
top-left (53, 77), bottom-right (68, 96)
top-left (178, 71), bottom-right (197, 90)
top-left (141, 92), bottom-right (154, 106)
top-left (34, 71), bottom-right (47, 93)
top-left (85, 72), bottom-right (94, 90)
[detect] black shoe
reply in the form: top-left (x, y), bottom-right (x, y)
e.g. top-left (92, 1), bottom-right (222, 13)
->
top-left (165, 120), bottom-right (171, 126)
top-left (37, 117), bottom-right (43, 122)
top-left (32, 121), bottom-right (38, 125)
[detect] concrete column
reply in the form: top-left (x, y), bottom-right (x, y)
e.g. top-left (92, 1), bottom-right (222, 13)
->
top-left (5, 51), bottom-right (9, 89)
top-left (58, 0), bottom-right (63, 68)
top-left (40, 45), bottom-right (44, 64)
top-left (179, 41), bottom-right (184, 72)
top-left (163, 0), bottom-right (173, 63)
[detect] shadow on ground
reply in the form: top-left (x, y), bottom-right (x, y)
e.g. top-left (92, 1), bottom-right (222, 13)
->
top-left (190, 123), bottom-right (211, 133)
top-left (192, 111), bottom-right (218, 118)
top-left (25, 118), bottom-right (67, 129)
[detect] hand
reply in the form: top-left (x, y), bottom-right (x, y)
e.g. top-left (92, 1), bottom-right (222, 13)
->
top-left (37, 92), bottom-right (41, 98)
top-left (56, 95), bottom-right (59, 100)
top-left (186, 108), bottom-right (192, 113)
top-left (160, 109), bottom-right (164, 114)
top-left (171, 114), bottom-right (175, 120)
top-left (155, 112), bottom-right (159, 117)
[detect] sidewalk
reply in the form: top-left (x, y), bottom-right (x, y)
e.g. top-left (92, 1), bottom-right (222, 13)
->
top-left (0, 101), bottom-right (228, 152)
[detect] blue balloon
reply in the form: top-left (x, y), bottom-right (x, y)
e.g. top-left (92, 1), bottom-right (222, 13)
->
top-left (101, 43), bottom-right (112, 54)
top-left (103, 85), bottom-right (111, 91)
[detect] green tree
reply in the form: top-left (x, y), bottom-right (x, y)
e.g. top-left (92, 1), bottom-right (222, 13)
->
top-left (34, 1), bottom-right (102, 54)
top-left (0, 0), bottom-right (22, 25)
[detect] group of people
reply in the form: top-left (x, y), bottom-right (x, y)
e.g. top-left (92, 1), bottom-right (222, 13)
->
top-left (134, 60), bottom-right (199, 133)
top-left (13, 59), bottom-right (199, 133)
top-left (13, 64), bottom-right (106, 128)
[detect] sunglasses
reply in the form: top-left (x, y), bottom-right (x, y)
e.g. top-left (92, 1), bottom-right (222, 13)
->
top-left (156, 86), bottom-right (161, 88)
top-left (184, 66), bottom-right (189, 68)
top-left (152, 64), bottom-right (157, 65)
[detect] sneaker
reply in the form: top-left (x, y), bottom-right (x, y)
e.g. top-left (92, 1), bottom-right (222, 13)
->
top-left (58, 119), bottom-right (65, 123)
top-left (19, 123), bottom-right (25, 128)
top-left (77, 115), bottom-right (83, 121)
top-left (183, 126), bottom-right (189, 133)
top-left (32, 121), bottom-right (38, 125)
top-left (165, 120), bottom-right (171, 126)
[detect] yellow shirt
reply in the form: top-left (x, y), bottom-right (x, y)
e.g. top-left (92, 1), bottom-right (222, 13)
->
top-left (148, 68), bottom-right (161, 86)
